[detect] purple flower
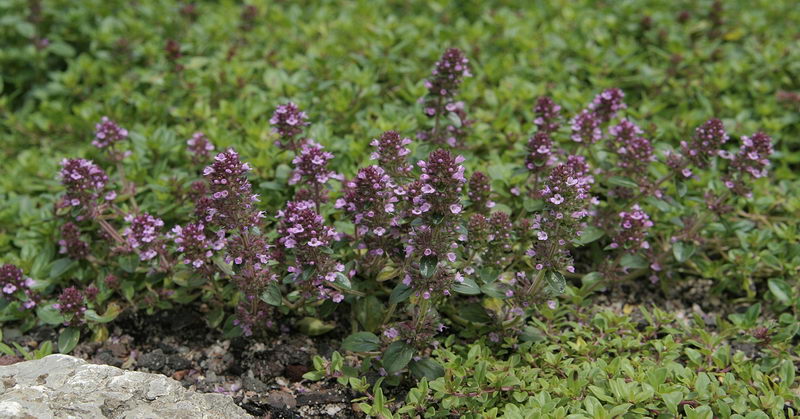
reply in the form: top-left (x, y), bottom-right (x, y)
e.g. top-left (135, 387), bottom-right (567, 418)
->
top-left (570, 110), bottom-right (602, 144)
top-left (123, 213), bottom-right (165, 261)
top-left (0, 264), bottom-right (38, 309)
top-left (338, 166), bottom-right (398, 254)
top-left (681, 118), bottom-right (729, 168)
top-left (93, 116), bottom-right (128, 149)
top-left (411, 149), bottom-right (466, 216)
top-left (187, 132), bottom-right (215, 162)
top-left (171, 223), bottom-right (226, 270)
top-left (289, 140), bottom-right (340, 186)
top-left (270, 102), bottom-right (309, 147)
top-left (55, 286), bottom-right (86, 325)
top-left (57, 158), bottom-right (110, 215)
top-left (588, 88), bottom-right (626, 123)
top-left (526, 132), bottom-right (554, 173)
top-left (723, 132), bottom-right (773, 196)
top-left (200, 148), bottom-right (262, 230)
top-left (370, 130), bottom-right (413, 177)
top-left (419, 48), bottom-right (472, 146)
top-left (610, 204), bottom-right (654, 252)
top-left (467, 171), bottom-right (493, 214)
top-left (609, 119), bottom-right (654, 176)
top-left (533, 96), bottom-right (562, 133)
top-left (58, 222), bottom-right (89, 260)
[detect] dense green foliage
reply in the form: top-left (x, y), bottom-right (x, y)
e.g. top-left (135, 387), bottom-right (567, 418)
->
top-left (2, 0), bottom-right (799, 417)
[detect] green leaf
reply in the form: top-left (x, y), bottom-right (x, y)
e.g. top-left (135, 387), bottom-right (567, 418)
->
top-left (545, 270), bottom-right (566, 295)
top-left (354, 296), bottom-right (384, 332)
top-left (768, 278), bottom-right (792, 304)
top-left (58, 327), bottom-right (80, 354)
top-left (620, 253), bottom-right (648, 269)
top-left (297, 317), bottom-right (336, 336)
top-left (49, 258), bottom-right (76, 279)
top-left (673, 241), bottom-right (696, 263)
top-left (341, 332), bottom-right (380, 352)
top-left (334, 272), bottom-right (352, 289)
top-left (83, 303), bottom-right (122, 323)
top-left (389, 284), bottom-right (413, 304)
top-left (575, 226), bottom-right (605, 245)
top-left (37, 305), bottom-right (66, 326)
top-left (480, 281), bottom-right (508, 299)
top-left (459, 303), bottom-right (491, 323)
top-left (409, 358), bottom-right (445, 380)
top-left (608, 176), bottom-right (638, 189)
top-left (420, 255), bottom-right (438, 278)
top-left (213, 255), bottom-right (235, 276)
top-left (260, 283), bottom-right (283, 306)
top-left (452, 277), bottom-right (481, 295)
top-left (383, 341), bottom-right (415, 374)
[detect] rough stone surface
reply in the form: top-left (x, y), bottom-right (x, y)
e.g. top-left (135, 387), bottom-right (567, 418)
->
top-left (0, 354), bottom-right (252, 419)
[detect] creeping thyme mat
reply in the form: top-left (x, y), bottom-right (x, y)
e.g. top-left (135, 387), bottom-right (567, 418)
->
top-left (2, 0), bottom-right (799, 418)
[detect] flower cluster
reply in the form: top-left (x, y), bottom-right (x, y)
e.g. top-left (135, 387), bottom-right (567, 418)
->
top-left (53, 286), bottom-right (86, 325)
top-left (59, 222), bottom-right (89, 260)
top-left (187, 132), bottom-right (215, 163)
top-left (526, 161), bottom-right (595, 272)
top-left (336, 166), bottom-right (398, 255)
top-left (200, 148), bottom-right (263, 230)
top-left (289, 140), bottom-right (339, 187)
top-left (0, 264), bottom-right (37, 309)
top-left (476, 212), bottom-right (513, 268)
top-left (723, 132), bottom-right (774, 196)
top-left (608, 119), bottom-right (654, 177)
top-left (467, 171), bottom-right (493, 215)
top-left (533, 96), bottom-right (562, 133)
top-left (411, 149), bottom-right (466, 216)
top-left (422, 48), bottom-right (471, 116)
top-left (419, 48), bottom-right (472, 146)
top-left (123, 213), bottom-right (165, 261)
top-left (171, 223), bottom-right (226, 269)
top-left (681, 118), bottom-right (729, 168)
top-left (270, 102), bottom-right (309, 149)
top-left (369, 130), bottom-right (413, 177)
top-left (569, 109), bottom-right (602, 144)
top-left (525, 132), bottom-right (554, 173)
top-left (276, 201), bottom-right (343, 302)
top-left (93, 117), bottom-right (128, 149)
top-left (609, 205), bottom-right (653, 252)
top-left (589, 88), bottom-right (627, 123)
top-left (58, 158), bottom-right (112, 215)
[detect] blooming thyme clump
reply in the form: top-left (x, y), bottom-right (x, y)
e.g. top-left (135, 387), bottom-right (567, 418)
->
top-left (289, 140), bottom-right (340, 204)
top-left (200, 148), bottom-right (263, 230)
top-left (422, 48), bottom-right (471, 117)
top-left (681, 118), bottom-right (729, 168)
top-left (570, 109), bottom-right (602, 144)
top-left (57, 158), bottom-right (112, 215)
top-left (413, 149), bottom-right (466, 216)
top-left (276, 201), bottom-right (343, 302)
top-left (589, 88), bottom-right (627, 123)
top-left (171, 223), bottom-right (226, 270)
top-left (533, 96), bottom-right (562, 133)
top-left (610, 205), bottom-right (654, 251)
top-left (0, 264), bottom-right (37, 309)
top-left (59, 222), bottom-right (89, 260)
top-left (270, 102), bottom-right (309, 150)
top-left (527, 162), bottom-right (595, 273)
top-left (336, 166), bottom-right (398, 255)
top-left (123, 213), bottom-right (165, 261)
top-left (53, 286), bottom-right (86, 325)
top-left (608, 119), bottom-right (654, 177)
top-left (482, 212), bottom-right (514, 268)
top-left (93, 116), bottom-right (128, 149)
top-left (467, 171), bottom-right (493, 214)
top-left (187, 132), bottom-right (214, 163)
top-left (526, 132), bottom-right (554, 174)
top-left (370, 130), bottom-right (413, 177)
top-left (233, 300), bottom-right (274, 337)
top-left (723, 132), bottom-right (774, 197)
top-left (419, 48), bottom-right (472, 146)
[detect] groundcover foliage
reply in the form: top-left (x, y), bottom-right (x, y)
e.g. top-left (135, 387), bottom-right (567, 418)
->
top-left (1, 0), bottom-right (799, 417)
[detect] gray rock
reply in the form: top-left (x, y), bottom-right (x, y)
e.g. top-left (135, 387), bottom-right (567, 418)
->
top-left (0, 354), bottom-right (251, 419)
